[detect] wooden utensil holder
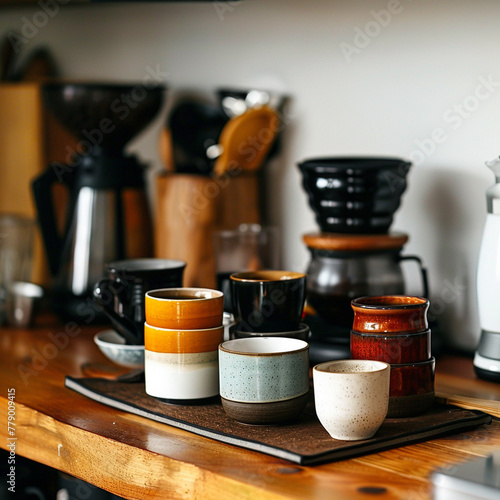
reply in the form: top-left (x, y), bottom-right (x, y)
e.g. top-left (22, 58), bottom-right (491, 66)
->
top-left (155, 171), bottom-right (260, 288)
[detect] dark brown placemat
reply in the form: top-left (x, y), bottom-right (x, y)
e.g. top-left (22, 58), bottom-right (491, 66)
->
top-left (65, 375), bottom-right (491, 466)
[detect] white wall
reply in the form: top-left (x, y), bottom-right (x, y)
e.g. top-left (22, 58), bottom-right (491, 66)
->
top-left (2, 0), bottom-right (500, 351)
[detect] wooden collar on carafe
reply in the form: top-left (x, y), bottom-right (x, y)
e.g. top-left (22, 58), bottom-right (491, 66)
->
top-left (302, 232), bottom-right (409, 252)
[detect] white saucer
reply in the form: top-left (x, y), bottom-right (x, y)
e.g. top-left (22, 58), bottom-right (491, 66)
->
top-left (94, 330), bottom-right (144, 369)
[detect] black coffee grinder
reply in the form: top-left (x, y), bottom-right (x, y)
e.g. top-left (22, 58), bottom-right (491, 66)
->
top-left (297, 157), bottom-right (431, 364)
top-left (32, 83), bottom-right (165, 321)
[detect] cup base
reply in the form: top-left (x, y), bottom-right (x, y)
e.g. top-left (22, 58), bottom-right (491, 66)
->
top-left (221, 392), bottom-right (309, 425)
top-left (387, 391), bottom-right (435, 418)
top-left (153, 395), bottom-right (220, 406)
top-left (324, 428), bottom-right (380, 441)
top-left (229, 323), bottom-right (310, 342)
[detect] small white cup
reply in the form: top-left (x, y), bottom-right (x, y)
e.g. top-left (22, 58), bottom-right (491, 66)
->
top-left (313, 359), bottom-right (390, 441)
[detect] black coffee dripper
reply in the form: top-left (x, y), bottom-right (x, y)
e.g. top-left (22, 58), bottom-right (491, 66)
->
top-left (298, 157), bottom-right (411, 234)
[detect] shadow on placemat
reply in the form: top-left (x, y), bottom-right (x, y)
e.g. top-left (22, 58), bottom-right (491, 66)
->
top-left (65, 375), bottom-right (491, 466)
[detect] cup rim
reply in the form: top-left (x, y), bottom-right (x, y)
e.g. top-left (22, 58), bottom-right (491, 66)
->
top-left (219, 337), bottom-right (308, 356)
top-left (230, 322), bottom-right (310, 336)
top-left (351, 295), bottom-right (429, 310)
top-left (298, 157), bottom-right (411, 172)
top-left (107, 258), bottom-right (186, 273)
top-left (390, 356), bottom-right (435, 368)
top-left (145, 287), bottom-right (223, 302)
top-left (229, 270), bottom-right (306, 283)
top-left (0, 213), bottom-right (35, 228)
top-left (94, 330), bottom-right (145, 350)
top-left (350, 328), bottom-right (431, 338)
top-left (9, 281), bottom-right (44, 298)
top-left (144, 322), bottom-right (224, 334)
top-left (213, 224), bottom-right (279, 238)
top-left (313, 359), bottom-right (390, 374)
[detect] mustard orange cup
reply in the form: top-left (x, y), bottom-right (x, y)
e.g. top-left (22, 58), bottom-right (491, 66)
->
top-left (144, 323), bottom-right (224, 353)
top-left (145, 288), bottom-right (224, 330)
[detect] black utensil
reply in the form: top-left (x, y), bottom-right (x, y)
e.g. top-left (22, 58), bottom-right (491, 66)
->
top-left (93, 283), bottom-right (141, 346)
top-left (169, 100), bottom-right (228, 175)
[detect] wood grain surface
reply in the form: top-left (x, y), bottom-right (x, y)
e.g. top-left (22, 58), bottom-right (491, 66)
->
top-left (1, 316), bottom-right (499, 499)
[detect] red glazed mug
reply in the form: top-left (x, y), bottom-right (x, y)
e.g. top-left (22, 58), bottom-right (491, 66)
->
top-left (351, 295), bottom-right (429, 334)
top-left (387, 357), bottom-right (435, 417)
top-left (389, 357), bottom-right (435, 397)
top-left (350, 329), bottom-right (431, 364)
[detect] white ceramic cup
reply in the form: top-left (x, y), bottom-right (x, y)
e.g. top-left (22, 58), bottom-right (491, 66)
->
top-left (144, 323), bottom-right (224, 401)
top-left (313, 359), bottom-right (390, 441)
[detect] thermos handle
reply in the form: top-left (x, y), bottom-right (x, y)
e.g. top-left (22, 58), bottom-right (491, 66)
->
top-left (93, 279), bottom-right (141, 345)
top-left (398, 254), bottom-right (430, 298)
top-left (31, 167), bottom-right (64, 277)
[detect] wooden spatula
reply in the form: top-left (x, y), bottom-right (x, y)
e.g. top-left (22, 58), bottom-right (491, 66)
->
top-left (213, 106), bottom-right (279, 177)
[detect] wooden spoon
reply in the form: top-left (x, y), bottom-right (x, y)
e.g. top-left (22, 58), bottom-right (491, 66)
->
top-left (213, 106), bottom-right (279, 177)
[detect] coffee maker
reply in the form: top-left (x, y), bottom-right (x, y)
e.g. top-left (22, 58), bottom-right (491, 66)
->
top-left (474, 157), bottom-right (500, 382)
top-left (32, 83), bottom-right (165, 321)
top-left (297, 157), bottom-right (430, 364)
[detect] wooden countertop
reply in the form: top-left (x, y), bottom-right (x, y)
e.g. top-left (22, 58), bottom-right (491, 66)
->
top-left (1, 316), bottom-right (500, 499)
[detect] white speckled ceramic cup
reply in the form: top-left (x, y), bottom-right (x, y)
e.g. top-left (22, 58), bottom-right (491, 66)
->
top-left (219, 337), bottom-right (310, 424)
top-left (313, 359), bottom-right (390, 441)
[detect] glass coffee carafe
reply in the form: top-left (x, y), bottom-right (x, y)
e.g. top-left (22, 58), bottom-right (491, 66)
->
top-left (303, 232), bottom-right (429, 332)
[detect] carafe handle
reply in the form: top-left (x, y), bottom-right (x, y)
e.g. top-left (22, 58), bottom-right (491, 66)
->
top-left (93, 279), bottom-right (141, 345)
top-left (31, 167), bottom-right (64, 277)
top-left (398, 254), bottom-right (430, 298)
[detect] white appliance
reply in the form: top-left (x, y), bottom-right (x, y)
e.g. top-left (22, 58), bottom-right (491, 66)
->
top-left (474, 157), bottom-right (500, 382)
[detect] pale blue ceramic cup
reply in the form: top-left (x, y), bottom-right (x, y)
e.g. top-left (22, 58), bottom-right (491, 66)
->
top-left (218, 337), bottom-right (310, 424)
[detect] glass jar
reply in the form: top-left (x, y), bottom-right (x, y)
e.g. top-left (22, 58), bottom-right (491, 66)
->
top-left (303, 233), bottom-right (428, 330)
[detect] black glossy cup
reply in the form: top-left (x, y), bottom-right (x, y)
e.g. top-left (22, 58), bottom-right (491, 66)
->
top-left (230, 270), bottom-right (306, 333)
top-left (93, 258), bottom-right (185, 344)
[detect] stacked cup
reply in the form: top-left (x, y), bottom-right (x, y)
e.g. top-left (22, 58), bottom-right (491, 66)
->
top-left (228, 270), bottom-right (309, 341)
top-left (144, 287), bottom-right (224, 402)
top-left (216, 270), bottom-right (310, 424)
top-left (350, 295), bottom-right (434, 418)
top-left (218, 336), bottom-right (310, 425)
